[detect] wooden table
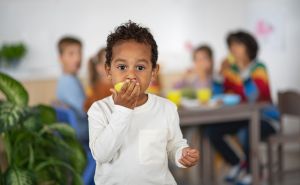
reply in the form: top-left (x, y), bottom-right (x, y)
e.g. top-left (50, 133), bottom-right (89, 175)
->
top-left (178, 103), bottom-right (267, 185)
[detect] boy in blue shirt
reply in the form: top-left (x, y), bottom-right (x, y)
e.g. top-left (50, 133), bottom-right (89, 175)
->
top-left (56, 36), bottom-right (88, 145)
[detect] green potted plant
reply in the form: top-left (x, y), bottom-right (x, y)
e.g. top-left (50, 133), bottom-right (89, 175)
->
top-left (0, 72), bottom-right (86, 185)
top-left (0, 43), bottom-right (27, 68)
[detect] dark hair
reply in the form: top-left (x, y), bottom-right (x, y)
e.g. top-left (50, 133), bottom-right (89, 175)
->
top-left (226, 31), bottom-right (258, 61)
top-left (193, 45), bottom-right (213, 60)
top-left (88, 47), bottom-right (106, 86)
top-left (57, 36), bottom-right (82, 55)
top-left (106, 21), bottom-right (158, 68)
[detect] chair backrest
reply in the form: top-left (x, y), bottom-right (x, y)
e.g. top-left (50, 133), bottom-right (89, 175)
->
top-left (53, 105), bottom-right (79, 131)
top-left (278, 91), bottom-right (300, 118)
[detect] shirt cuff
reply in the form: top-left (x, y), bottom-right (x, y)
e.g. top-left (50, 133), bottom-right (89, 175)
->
top-left (175, 146), bottom-right (188, 168)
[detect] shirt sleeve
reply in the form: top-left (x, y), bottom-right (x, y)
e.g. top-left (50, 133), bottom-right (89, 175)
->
top-left (242, 63), bottom-right (272, 102)
top-left (166, 104), bottom-right (189, 168)
top-left (88, 103), bottom-right (133, 164)
top-left (250, 64), bottom-right (272, 102)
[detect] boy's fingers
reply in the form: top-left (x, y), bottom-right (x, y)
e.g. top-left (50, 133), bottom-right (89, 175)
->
top-left (182, 147), bottom-right (189, 156)
top-left (124, 81), bottom-right (136, 97)
top-left (179, 159), bottom-right (187, 166)
top-left (120, 80), bottom-right (130, 94)
top-left (180, 158), bottom-right (192, 167)
top-left (186, 150), bottom-right (199, 158)
top-left (131, 84), bottom-right (140, 108)
top-left (185, 153), bottom-right (198, 159)
top-left (182, 155), bottom-right (197, 163)
top-left (130, 82), bottom-right (140, 98)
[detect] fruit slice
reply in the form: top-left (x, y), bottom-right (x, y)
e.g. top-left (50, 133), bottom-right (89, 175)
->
top-left (114, 82), bottom-right (124, 92)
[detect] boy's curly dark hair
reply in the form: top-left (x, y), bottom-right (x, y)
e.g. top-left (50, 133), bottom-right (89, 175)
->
top-left (106, 21), bottom-right (158, 68)
top-left (226, 31), bottom-right (259, 61)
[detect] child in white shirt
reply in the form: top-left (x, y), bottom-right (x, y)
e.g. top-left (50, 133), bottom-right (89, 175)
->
top-left (88, 21), bottom-right (199, 185)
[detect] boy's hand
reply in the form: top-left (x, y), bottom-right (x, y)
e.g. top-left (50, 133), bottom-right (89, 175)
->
top-left (179, 147), bottom-right (200, 168)
top-left (110, 79), bottom-right (140, 109)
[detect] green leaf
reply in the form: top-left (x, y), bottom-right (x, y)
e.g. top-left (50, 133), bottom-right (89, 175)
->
top-left (28, 144), bottom-right (34, 170)
top-left (0, 72), bottom-right (28, 106)
top-left (22, 115), bottom-right (40, 132)
top-left (6, 167), bottom-right (35, 185)
top-left (39, 123), bottom-right (76, 140)
top-left (2, 132), bottom-right (11, 166)
top-left (35, 159), bottom-right (83, 185)
top-left (10, 130), bottom-right (35, 167)
top-left (0, 102), bottom-right (28, 133)
top-left (67, 140), bottom-right (86, 174)
top-left (32, 105), bottom-right (56, 125)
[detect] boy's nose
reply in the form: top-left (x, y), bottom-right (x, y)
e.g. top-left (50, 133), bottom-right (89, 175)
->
top-left (126, 69), bottom-right (137, 81)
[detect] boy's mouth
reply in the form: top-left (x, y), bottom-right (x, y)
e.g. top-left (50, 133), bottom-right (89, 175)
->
top-left (114, 79), bottom-right (140, 92)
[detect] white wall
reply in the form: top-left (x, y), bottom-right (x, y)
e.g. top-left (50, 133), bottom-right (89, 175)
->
top-left (0, 0), bottom-right (299, 99)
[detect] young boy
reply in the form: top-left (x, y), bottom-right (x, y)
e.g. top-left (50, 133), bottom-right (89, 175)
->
top-left (88, 21), bottom-right (199, 185)
top-left (56, 36), bottom-right (89, 145)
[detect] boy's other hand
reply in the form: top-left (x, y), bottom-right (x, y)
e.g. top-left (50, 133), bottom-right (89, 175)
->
top-left (110, 79), bottom-right (140, 109)
top-left (179, 147), bottom-right (200, 168)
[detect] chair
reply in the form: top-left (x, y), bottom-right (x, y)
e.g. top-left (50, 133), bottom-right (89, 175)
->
top-left (267, 90), bottom-right (300, 185)
top-left (54, 105), bottom-right (96, 185)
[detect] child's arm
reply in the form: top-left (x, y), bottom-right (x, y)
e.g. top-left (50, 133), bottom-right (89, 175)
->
top-left (88, 80), bottom-right (139, 164)
top-left (166, 104), bottom-right (198, 168)
top-left (88, 103), bottom-right (133, 164)
top-left (246, 63), bottom-right (272, 102)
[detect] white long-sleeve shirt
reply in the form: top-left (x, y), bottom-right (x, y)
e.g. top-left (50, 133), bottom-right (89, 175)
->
top-left (87, 93), bottom-right (189, 185)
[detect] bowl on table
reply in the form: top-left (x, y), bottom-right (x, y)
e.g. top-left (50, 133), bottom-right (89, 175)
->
top-left (211, 94), bottom-right (241, 106)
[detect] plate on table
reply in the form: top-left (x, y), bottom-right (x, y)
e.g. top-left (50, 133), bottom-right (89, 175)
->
top-left (181, 98), bottom-right (221, 110)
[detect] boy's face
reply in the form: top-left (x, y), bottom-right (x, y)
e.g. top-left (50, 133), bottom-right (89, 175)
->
top-left (60, 44), bottom-right (82, 74)
top-left (230, 41), bottom-right (248, 62)
top-left (194, 50), bottom-right (213, 74)
top-left (105, 40), bottom-right (158, 94)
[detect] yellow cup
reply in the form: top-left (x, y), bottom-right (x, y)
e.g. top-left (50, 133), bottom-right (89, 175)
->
top-left (197, 88), bottom-right (212, 104)
top-left (166, 90), bottom-right (181, 106)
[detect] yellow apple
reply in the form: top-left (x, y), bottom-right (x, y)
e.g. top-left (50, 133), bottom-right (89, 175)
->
top-left (114, 82), bottom-right (124, 92)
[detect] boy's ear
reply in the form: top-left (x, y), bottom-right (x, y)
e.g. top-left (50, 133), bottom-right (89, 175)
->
top-left (151, 64), bottom-right (160, 80)
top-left (105, 63), bottom-right (112, 79)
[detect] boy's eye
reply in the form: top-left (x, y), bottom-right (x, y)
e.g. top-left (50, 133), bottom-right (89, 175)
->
top-left (117, 65), bottom-right (127, 70)
top-left (136, 66), bottom-right (145, 71)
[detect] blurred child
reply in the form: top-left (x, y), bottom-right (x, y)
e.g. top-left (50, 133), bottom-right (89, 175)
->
top-left (56, 36), bottom-right (89, 145)
top-left (205, 31), bottom-right (279, 185)
top-left (84, 48), bottom-right (112, 111)
top-left (174, 45), bottom-right (223, 96)
top-left (87, 21), bottom-right (200, 185)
